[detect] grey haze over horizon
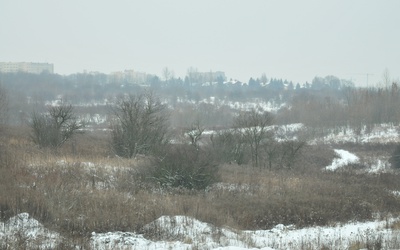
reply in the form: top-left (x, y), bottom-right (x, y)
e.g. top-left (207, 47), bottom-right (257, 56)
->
top-left (1, 0), bottom-right (399, 87)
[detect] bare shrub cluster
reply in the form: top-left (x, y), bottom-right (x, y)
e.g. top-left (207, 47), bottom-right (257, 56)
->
top-left (30, 105), bottom-right (84, 148)
top-left (210, 129), bottom-right (306, 171)
top-left (110, 92), bottom-right (170, 158)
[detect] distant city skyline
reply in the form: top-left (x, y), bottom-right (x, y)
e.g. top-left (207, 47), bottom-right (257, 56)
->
top-left (1, 0), bottom-right (399, 87)
top-left (0, 62), bottom-right (54, 74)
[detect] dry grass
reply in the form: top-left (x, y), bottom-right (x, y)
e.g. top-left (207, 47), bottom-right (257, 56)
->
top-left (1, 127), bottom-right (400, 247)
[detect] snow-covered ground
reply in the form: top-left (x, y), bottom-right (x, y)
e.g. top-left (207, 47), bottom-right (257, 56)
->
top-left (324, 148), bottom-right (393, 174)
top-left (325, 149), bottom-right (360, 171)
top-left (310, 124), bottom-right (400, 144)
top-left (0, 213), bottom-right (60, 249)
top-left (192, 123), bottom-right (400, 146)
top-left (177, 97), bottom-right (286, 113)
top-left (2, 213), bottom-right (400, 250)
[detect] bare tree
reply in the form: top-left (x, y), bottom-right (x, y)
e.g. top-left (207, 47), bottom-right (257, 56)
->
top-left (264, 140), bottom-right (279, 170)
top-left (186, 119), bottom-right (205, 148)
top-left (234, 109), bottom-right (274, 168)
top-left (110, 92), bottom-right (170, 158)
top-left (211, 130), bottom-right (247, 164)
top-left (30, 105), bottom-right (84, 148)
top-left (162, 67), bottom-right (174, 84)
top-left (382, 68), bottom-right (391, 90)
top-left (278, 140), bottom-right (306, 169)
top-left (187, 67), bottom-right (199, 87)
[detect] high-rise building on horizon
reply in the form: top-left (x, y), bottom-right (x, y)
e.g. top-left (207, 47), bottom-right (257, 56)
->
top-left (0, 62), bottom-right (54, 74)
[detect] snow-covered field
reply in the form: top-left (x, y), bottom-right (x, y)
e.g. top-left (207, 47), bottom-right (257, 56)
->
top-left (2, 213), bottom-right (400, 249)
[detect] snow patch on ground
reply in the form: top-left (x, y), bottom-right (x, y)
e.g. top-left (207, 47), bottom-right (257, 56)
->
top-left (325, 149), bottom-right (360, 171)
top-left (310, 124), bottom-right (400, 144)
top-left (0, 213), bottom-right (60, 249)
top-left (176, 97), bottom-right (286, 113)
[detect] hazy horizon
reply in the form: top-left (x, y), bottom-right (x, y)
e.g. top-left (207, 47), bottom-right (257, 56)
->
top-left (1, 0), bottom-right (399, 86)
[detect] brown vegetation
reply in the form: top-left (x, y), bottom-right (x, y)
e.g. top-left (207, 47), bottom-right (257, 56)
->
top-left (1, 129), bottom-right (400, 247)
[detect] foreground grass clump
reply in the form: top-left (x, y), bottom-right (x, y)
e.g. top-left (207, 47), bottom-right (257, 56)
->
top-left (1, 130), bottom-right (400, 243)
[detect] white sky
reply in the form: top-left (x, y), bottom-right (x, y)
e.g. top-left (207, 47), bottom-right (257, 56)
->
top-left (1, 0), bottom-right (399, 86)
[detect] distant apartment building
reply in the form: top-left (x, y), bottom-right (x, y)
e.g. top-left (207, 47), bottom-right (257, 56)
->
top-left (109, 69), bottom-right (149, 84)
top-left (124, 70), bottom-right (148, 84)
top-left (0, 62), bottom-right (54, 74)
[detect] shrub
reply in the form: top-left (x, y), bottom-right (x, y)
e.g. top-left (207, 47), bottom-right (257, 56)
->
top-left (389, 144), bottom-right (400, 169)
top-left (0, 145), bottom-right (16, 221)
top-left (210, 130), bottom-right (248, 165)
top-left (150, 145), bottom-right (219, 190)
top-left (30, 105), bottom-right (84, 148)
top-left (110, 92), bottom-right (170, 158)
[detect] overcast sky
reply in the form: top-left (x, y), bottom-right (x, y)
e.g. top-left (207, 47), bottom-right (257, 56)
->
top-left (1, 0), bottom-right (399, 86)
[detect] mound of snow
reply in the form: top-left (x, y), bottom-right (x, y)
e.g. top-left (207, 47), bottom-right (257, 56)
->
top-left (91, 231), bottom-right (158, 250)
top-left (325, 149), bottom-right (359, 171)
top-left (142, 215), bottom-right (215, 240)
top-left (141, 215), bottom-right (245, 248)
top-left (0, 213), bottom-right (60, 249)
